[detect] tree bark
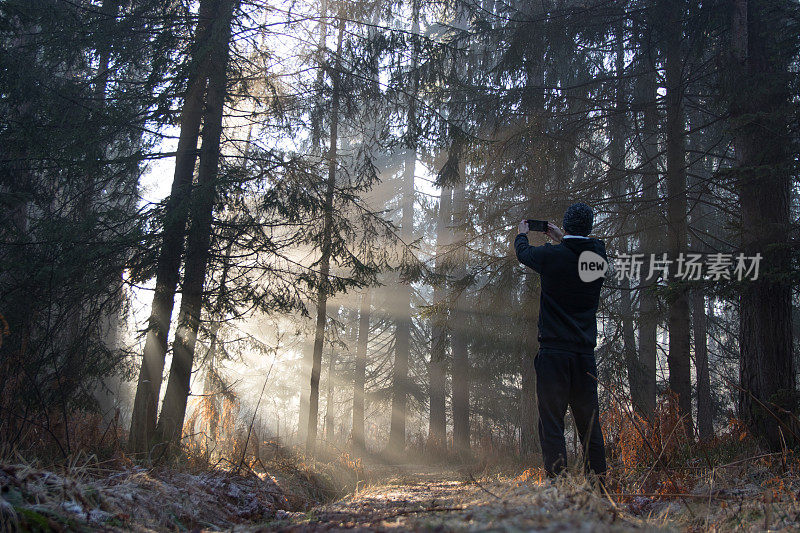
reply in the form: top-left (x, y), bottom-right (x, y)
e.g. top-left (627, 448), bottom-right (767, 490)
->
top-left (324, 348), bottom-right (336, 442)
top-left (128, 0), bottom-right (217, 455)
top-left (154, 0), bottom-right (237, 450)
top-left (451, 179), bottom-right (470, 457)
top-left (306, 14), bottom-right (345, 455)
top-left (520, 275), bottom-right (540, 458)
top-left (352, 290), bottom-right (371, 456)
top-left (633, 24), bottom-right (661, 419)
top-left (730, 0), bottom-right (794, 451)
top-left (428, 186), bottom-right (452, 457)
top-left (691, 288), bottom-right (712, 440)
top-left (663, 0), bottom-right (693, 438)
top-left (687, 106), bottom-right (715, 442)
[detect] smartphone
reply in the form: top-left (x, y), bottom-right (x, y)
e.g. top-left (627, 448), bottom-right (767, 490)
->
top-left (525, 219), bottom-right (548, 232)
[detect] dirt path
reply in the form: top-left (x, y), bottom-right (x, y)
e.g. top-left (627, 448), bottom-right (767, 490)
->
top-left (257, 465), bottom-right (672, 532)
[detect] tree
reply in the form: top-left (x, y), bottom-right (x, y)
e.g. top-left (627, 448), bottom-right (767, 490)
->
top-left (451, 179), bottom-right (471, 456)
top-left (427, 186), bottom-right (452, 456)
top-left (686, 103), bottom-right (717, 442)
top-left (128, 0), bottom-right (222, 455)
top-left (727, 0), bottom-right (797, 451)
top-left (631, 6), bottom-right (662, 419)
top-left (608, 12), bottom-right (648, 419)
top-left (662, 0), bottom-right (693, 437)
top-left (388, 0), bottom-right (422, 457)
top-left (352, 290), bottom-right (371, 456)
top-left (306, 12), bottom-right (346, 455)
top-left (154, 0), bottom-right (239, 451)
top-left (0, 0), bottom-right (177, 454)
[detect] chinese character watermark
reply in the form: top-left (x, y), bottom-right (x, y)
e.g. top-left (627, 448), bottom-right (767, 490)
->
top-left (609, 252), bottom-right (762, 282)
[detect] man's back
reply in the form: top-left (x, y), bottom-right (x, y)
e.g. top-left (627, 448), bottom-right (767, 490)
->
top-left (514, 235), bottom-right (606, 353)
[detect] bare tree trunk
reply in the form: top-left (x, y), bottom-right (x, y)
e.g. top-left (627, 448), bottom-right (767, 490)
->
top-left (352, 290), bottom-right (371, 456)
top-left (662, 0), bottom-right (693, 438)
top-left (633, 28), bottom-right (661, 419)
top-left (687, 107), bottom-right (715, 442)
top-left (691, 288), bottom-right (712, 440)
top-left (306, 14), bottom-right (345, 455)
top-left (517, 8), bottom-right (546, 456)
top-left (154, 0), bottom-right (237, 450)
top-left (324, 348), bottom-right (336, 442)
top-left (388, 0), bottom-right (420, 457)
top-left (128, 0), bottom-right (217, 455)
top-left (388, 159), bottom-right (413, 455)
top-left (428, 186), bottom-right (452, 457)
top-left (620, 277), bottom-right (647, 410)
top-left (451, 179), bottom-right (470, 457)
top-left (520, 276), bottom-right (540, 458)
top-left (730, 0), bottom-right (794, 451)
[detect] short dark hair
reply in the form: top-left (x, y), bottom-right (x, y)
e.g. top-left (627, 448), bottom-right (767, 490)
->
top-left (563, 203), bottom-right (593, 236)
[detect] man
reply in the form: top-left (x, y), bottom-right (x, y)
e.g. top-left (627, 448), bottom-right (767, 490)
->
top-left (515, 202), bottom-right (607, 481)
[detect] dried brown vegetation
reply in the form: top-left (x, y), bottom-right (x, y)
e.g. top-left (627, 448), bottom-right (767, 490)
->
top-left (4, 392), bottom-right (800, 531)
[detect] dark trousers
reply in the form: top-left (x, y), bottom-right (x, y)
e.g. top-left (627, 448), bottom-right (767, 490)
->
top-left (535, 347), bottom-right (606, 477)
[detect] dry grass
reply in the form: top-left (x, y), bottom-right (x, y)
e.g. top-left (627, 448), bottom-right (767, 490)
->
top-left (0, 424), bottom-right (368, 533)
top-left (0, 454), bottom-right (285, 531)
top-left (5, 393), bottom-right (800, 531)
top-left (570, 391), bottom-right (800, 531)
top-left (4, 438), bottom-right (800, 531)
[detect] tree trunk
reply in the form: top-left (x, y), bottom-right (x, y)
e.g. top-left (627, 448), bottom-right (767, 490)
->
top-left (154, 0), bottom-right (237, 450)
top-left (352, 290), bottom-right (371, 456)
top-left (691, 288), bottom-right (713, 440)
top-left (520, 275), bottom-right (540, 458)
top-left (93, 0), bottom-right (120, 104)
top-left (633, 27), bottom-right (661, 419)
top-left (687, 106), bottom-right (715, 442)
top-left (609, 19), bottom-right (648, 417)
top-left (388, 0), bottom-right (420, 457)
top-left (298, 0), bottom-right (330, 448)
top-left (517, 6), bottom-right (546, 457)
top-left (730, 0), bottom-right (794, 451)
top-left (324, 348), bottom-right (336, 442)
top-left (388, 153), bottom-right (414, 456)
top-left (663, 0), bottom-right (693, 438)
top-left (306, 14), bottom-right (345, 455)
top-left (428, 186), bottom-right (452, 457)
top-left (200, 239), bottom-right (234, 450)
top-left (451, 179), bottom-right (470, 457)
top-left (128, 0), bottom-right (217, 455)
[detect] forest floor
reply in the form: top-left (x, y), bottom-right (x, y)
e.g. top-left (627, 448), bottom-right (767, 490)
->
top-left (261, 464), bottom-right (663, 532)
top-left (5, 457), bottom-right (799, 532)
top-left (0, 444), bottom-right (800, 533)
top-left (259, 462), bottom-right (800, 532)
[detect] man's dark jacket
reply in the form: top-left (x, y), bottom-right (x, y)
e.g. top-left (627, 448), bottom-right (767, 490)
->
top-left (515, 234), bottom-right (607, 353)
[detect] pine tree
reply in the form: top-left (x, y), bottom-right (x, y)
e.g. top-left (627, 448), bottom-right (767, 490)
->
top-left (128, 0), bottom-right (223, 455)
top-left (154, 0), bottom-right (239, 451)
top-left (727, 0), bottom-right (797, 451)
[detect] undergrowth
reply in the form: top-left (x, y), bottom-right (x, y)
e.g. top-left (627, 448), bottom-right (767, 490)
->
top-left (4, 391), bottom-right (800, 531)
